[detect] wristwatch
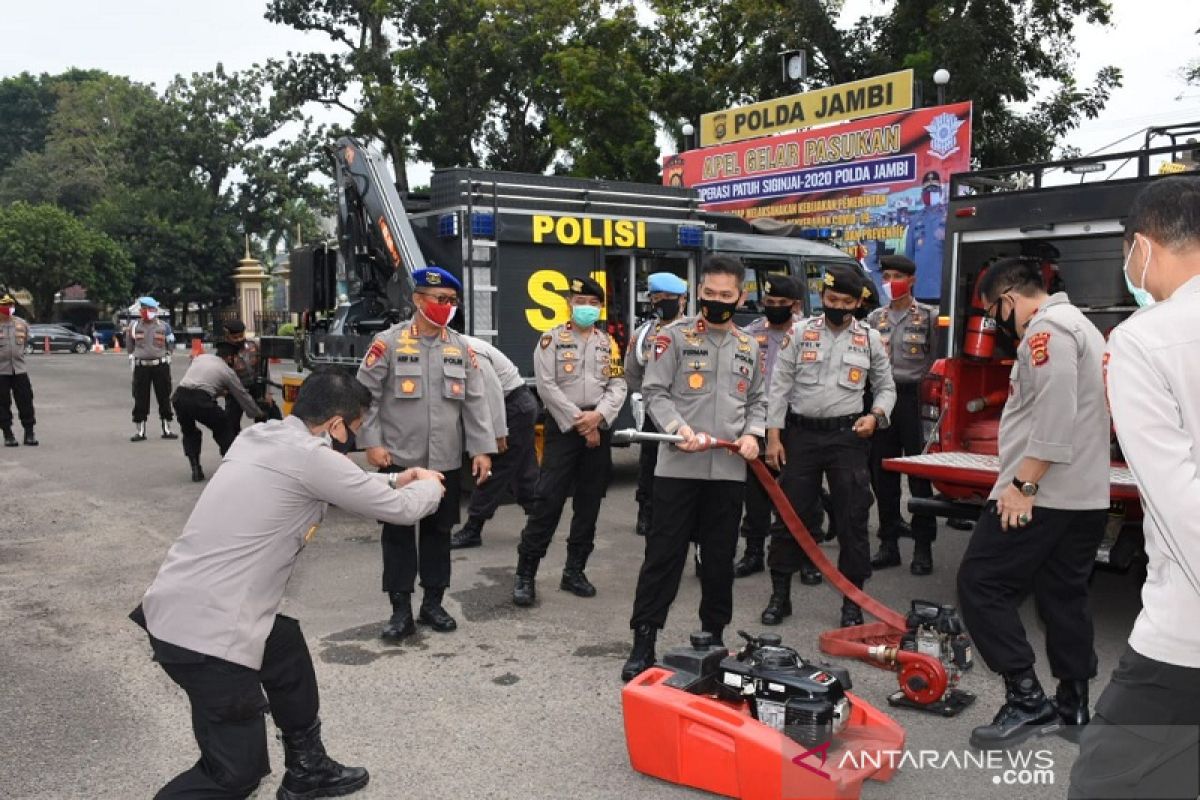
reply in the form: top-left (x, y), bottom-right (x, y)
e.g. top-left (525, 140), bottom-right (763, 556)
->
top-left (1012, 477), bottom-right (1038, 497)
top-left (871, 410), bottom-right (887, 428)
top-left (387, 473), bottom-right (400, 490)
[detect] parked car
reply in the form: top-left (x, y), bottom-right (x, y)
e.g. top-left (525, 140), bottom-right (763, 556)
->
top-left (25, 324), bottom-right (93, 354)
top-left (86, 320), bottom-right (119, 347)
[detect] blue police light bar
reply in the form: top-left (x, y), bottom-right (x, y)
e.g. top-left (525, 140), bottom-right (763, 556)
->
top-left (437, 213), bottom-right (458, 238)
top-left (677, 224), bottom-right (704, 248)
top-left (470, 212), bottom-right (496, 239)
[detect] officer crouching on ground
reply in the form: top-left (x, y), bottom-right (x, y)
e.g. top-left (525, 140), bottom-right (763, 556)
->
top-left (513, 276), bottom-right (627, 606)
top-left (449, 334), bottom-right (539, 548)
top-left (765, 264), bottom-right (895, 628)
top-left (131, 368), bottom-right (445, 800)
top-left (866, 255), bottom-right (939, 575)
top-left (357, 267), bottom-right (495, 642)
top-left (624, 271), bottom-right (688, 537)
top-left (621, 255), bottom-right (765, 680)
top-left (957, 256), bottom-right (1109, 749)
top-left (0, 294), bottom-right (37, 446)
top-left (172, 341), bottom-right (266, 482)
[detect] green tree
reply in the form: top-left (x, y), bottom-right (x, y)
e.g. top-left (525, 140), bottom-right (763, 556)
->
top-left (0, 69), bottom-right (107, 174)
top-left (0, 202), bottom-right (132, 321)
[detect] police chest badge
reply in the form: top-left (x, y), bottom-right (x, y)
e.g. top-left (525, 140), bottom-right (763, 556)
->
top-left (687, 373), bottom-right (704, 389)
top-left (563, 363), bottom-right (575, 373)
top-left (450, 381), bottom-right (464, 396)
top-left (1028, 332), bottom-right (1051, 367)
top-left (802, 350), bottom-right (819, 363)
top-left (803, 329), bottom-right (821, 342)
top-left (852, 334), bottom-right (868, 347)
top-left (540, 334), bottom-right (552, 350)
top-left (847, 367), bottom-right (864, 383)
top-left (365, 340), bottom-right (387, 368)
top-left (401, 379), bottom-right (417, 394)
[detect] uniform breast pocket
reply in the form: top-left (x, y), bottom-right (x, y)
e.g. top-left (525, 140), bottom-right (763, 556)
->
top-left (900, 331), bottom-right (927, 359)
top-left (729, 359), bottom-right (752, 399)
top-left (837, 352), bottom-right (870, 390)
top-left (443, 363), bottom-right (466, 401)
top-left (797, 348), bottom-right (824, 384)
top-left (556, 351), bottom-right (580, 381)
top-left (394, 363), bottom-right (423, 399)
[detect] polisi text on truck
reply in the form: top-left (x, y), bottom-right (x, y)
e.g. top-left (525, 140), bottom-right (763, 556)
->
top-left (532, 214), bottom-right (647, 248)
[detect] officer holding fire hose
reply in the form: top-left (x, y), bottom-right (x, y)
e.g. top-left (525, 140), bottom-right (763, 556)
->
top-left (621, 255), bottom-right (766, 681)
top-left (765, 263), bottom-right (895, 629)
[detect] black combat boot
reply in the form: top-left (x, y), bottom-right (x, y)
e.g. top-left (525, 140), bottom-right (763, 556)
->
top-left (840, 578), bottom-right (865, 627)
top-left (512, 556), bottom-right (539, 607)
top-left (449, 517), bottom-right (485, 549)
top-left (871, 539), bottom-right (902, 569)
top-left (417, 587), bottom-right (457, 632)
top-left (379, 592), bottom-right (416, 642)
top-left (799, 557), bottom-right (823, 586)
top-left (161, 419), bottom-right (178, 439)
top-left (1054, 679), bottom-right (1090, 742)
top-left (277, 718), bottom-right (369, 800)
top-left (761, 571), bottom-right (792, 625)
top-left (131, 421), bottom-right (147, 442)
top-left (734, 538), bottom-right (765, 578)
top-left (621, 624), bottom-right (657, 682)
top-left (3, 428), bottom-right (18, 447)
top-left (635, 504), bottom-right (651, 537)
top-left (560, 553), bottom-right (597, 598)
top-left (21, 426), bottom-right (37, 446)
top-left (703, 626), bottom-right (726, 649)
top-left (969, 668), bottom-right (1060, 749)
top-left (910, 540), bottom-right (933, 576)
top-left (188, 457), bottom-right (205, 483)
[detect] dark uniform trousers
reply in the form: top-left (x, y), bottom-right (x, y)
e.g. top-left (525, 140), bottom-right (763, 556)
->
top-left (768, 423), bottom-right (873, 584)
top-left (870, 384), bottom-right (936, 542)
top-left (517, 424), bottom-right (612, 563)
top-left (740, 456), bottom-right (776, 541)
top-left (174, 388), bottom-right (236, 460)
top-left (134, 362), bottom-right (174, 423)
top-left (1069, 646), bottom-right (1200, 800)
top-left (635, 415), bottom-right (660, 514)
top-left (630, 477), bottom-right (745, 630)
top-left (225, 394), bottom-right (282, 438)
top-left (149, 614), bottom-right (319, 799)
top-left (0, 373), bottom-right (35, 430)
top-left (466, 386), bottom-right (539, 520)
top-left (380, 466), bottom-right (462, 593)
top-left (957, 504), bottom-right (1106, 677)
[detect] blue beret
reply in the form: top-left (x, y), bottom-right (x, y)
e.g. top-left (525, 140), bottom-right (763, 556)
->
top-left (413, 266), bottom-right (462, 293)
top-left (648, 272), bottom-right (687, 294)
top-left (138, 296), bottom-right (160, 308)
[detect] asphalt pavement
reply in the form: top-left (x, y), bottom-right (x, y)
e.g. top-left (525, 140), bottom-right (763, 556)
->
top-left (0, 352), bottom-right (1145, 799)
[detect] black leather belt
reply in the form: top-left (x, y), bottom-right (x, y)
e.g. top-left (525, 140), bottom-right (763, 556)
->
top-left (788, 413), bottom-right (859, 432)
top-left (135, 357), bottom-right (170, 366)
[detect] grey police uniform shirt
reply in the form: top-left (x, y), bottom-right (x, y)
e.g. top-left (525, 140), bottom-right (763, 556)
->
top-left (1106, 274), bottom-right (1200, 667)
top-left (141, 415), bottom-right (443, 669)
top-left (179, 354), bottom-right (263, 419)
top-left (866, 300), bottom-right (938, 385)
top-left (460, 335), bottom-right (517, 439)
top-left (623, 317), bottom-right (684, 394)
top-left (534, 321), bottom-right (628, 433)
top-left (0, 317), bottom-right (30, 375)
top-left (642, 316), bottom-right (767, 482)
top-left (742, 316), bottom-right (793, 393)
top-left (356, 320), bottom-right (495, 472)
top-left (767, 316), bottom-right (897, 428)
top-left (129, 319), bottom-right (174, 360)
top-left (989, 293), bottom-right (1109, 510)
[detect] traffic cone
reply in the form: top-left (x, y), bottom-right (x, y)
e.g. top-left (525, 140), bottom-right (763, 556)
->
top-left (43, 336), bottom-right (50, 353)
top-left (112, 337), bottom-right (121, 354)
top-left (91, 339), bottom-right (104, 353)
top-left (190, 337), bottom-right (204, 358)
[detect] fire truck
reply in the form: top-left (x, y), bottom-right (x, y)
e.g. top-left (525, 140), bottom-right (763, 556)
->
top-left (883, 124), bottom-right (1200, 569)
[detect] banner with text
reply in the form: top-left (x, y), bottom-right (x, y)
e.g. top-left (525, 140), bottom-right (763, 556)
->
top-left (665, 102), bottom-right (972, 300)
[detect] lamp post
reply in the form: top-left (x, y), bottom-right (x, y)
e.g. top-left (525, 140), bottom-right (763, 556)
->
top-left (933, 68), bottom-right (950, 106)
top-left (681, 122), bottom-right (695, 152)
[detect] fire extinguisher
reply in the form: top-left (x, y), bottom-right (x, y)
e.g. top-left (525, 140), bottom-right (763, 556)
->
top-left (962, 262), bottom-right (996, 360)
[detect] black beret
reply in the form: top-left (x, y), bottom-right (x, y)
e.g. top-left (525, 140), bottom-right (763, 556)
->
top-left (878, 255), bottom-right (916, 275)
top-left (567, 275), bottom-right (605, 301)
top-left (223, 319), bottom-right (247, 334)
top-left (821, 264), bottom-right (867, 300)
top-left (763, 274), bottom-right (802, 300)
top-left (215, 341), bottom-right (242, 358)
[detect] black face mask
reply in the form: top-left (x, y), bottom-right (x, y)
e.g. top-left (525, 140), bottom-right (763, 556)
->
top-left (763, 305), bottom-right (794, 325)
top-left (994, 303), bottom-right (1020, 344)
top-left (824, 306), bottom-right (851, 326)
top-left (699, 298), bottom-right (738, 323)
top-left (653, 297), bottom-right (682, 320)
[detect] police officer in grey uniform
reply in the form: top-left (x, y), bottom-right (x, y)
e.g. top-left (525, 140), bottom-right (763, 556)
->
top-left (765, 264), bottom-right (896, 628)
top-left (733, 274), bottom-right (802, 577)
top-left (449, 334), bottom-right (539, 548)
top-left (625, 271), bottom-right (688, 537)
top-left (621, 256), bottom-right (766, 680)
top-left (0, 294), bottom-right (37, 446)
top-left (867, 255), bottom-right (939, 575)
top-left (357, 267), bottom-right (495, 641)
top-left (127, 296), bottom-right (178, 441)
top-left (172, 341), bottom-right (266, 482)
top-left (512, 276), bottom-right (627, 606)
top-left (132, 368), bottom-right (445, 800)
top-left (957, 257), bottom-right (1110, 749)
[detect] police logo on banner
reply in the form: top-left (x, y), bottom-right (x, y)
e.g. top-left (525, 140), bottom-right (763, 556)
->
top-left (926, 112), bottom-right (964, 160)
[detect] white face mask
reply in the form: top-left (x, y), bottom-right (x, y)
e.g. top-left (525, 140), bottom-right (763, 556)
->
top-left (145, 311), bottom-right (158, 321)
top-left (1121, 235), bottom-right (1155, 308)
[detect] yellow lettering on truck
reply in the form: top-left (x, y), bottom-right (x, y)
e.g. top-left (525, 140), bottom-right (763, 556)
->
top-left (530, 215), bottom-right (647, 248)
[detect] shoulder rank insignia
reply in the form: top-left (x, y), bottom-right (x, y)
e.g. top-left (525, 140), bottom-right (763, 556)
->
top-left (364, 339), bottom-right (387, 368)
top-left (1028, 331), bottom-right (1051, 367)
top-left (540, 334), bottom-right (552, 349)
top-left (466, 346), bottom-right (479, 368)
top-left (654, 333), bottom-right (671, 360)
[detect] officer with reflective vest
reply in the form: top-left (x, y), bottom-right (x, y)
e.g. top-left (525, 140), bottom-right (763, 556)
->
top-left (866, 254), bottom-right (939, 575)
top-left (512, 276), bottom-right (627, 606)
top-left (0, 294), bottom-right (36, 446)
top-left (128, 296), bottom-right (178, 442)
top-left (624, 271), bottom-right (688, 537)
top-left (765, 264), bottom-right (896, 628)
top-left (356, 267), bottom-right (495, 642)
